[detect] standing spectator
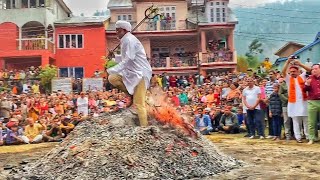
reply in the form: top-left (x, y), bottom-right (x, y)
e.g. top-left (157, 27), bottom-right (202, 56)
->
top-left (304, 63), bottom-right (320, 144)
top-left (31, 81), bottom-right (40, 94)
top-left (279, 78), bottom-right (291, 141)
top-left (282, 58), bottom-right (311, 143)
top-left (268, 84), bottom-right (283, 140)
top-left (1, 97), bottom-right (12, 121)
top-left (264, 70), bottom-right (279, 139)
top-left (77, 92), bottom-right (89, 116)
top-left (243, 77), bottom-right (264, 139)
top-left (162, 73), bottom-right (169, 91)
top-left (169, 75), bottom-right (177, 87)
top-left (179, 90), bottom-right (188, 106)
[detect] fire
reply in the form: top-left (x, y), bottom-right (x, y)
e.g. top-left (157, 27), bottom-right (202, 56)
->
top-left (147, 87), bottom-right (198, 138)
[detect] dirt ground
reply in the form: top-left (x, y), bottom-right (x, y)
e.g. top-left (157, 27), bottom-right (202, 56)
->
top-left (1, 134), bottom-right (320, 179)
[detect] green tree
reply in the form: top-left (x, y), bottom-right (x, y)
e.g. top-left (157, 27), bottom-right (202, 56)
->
top-left (37, 65), bottom-right (58, 93)
top-left (245, 39), bottom-right (264, 69)
top-left (237, 56), bottom-right (249, 72)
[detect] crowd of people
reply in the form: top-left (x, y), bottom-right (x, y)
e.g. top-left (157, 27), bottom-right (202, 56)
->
top-left (207, 40), bottom-right (233, 62)
top-left (0, 58), bottom-right (319, 146)
top-left (150, 58), bottom-right (320, 144)
top-left (149, 52), bottom-right (197, 68)
top-left (0, 76), bottom-right (132, 146)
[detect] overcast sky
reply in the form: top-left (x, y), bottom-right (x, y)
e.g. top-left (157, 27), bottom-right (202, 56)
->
top-left (64, 0), bottom-right (299, 16)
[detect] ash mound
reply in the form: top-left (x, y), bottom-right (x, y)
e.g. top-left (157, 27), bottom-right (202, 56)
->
top-left (10, 110), bottom-right (242, 180)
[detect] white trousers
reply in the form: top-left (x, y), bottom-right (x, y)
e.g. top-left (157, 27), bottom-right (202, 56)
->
top-left (291, 116), bottom-right (308, 140)
top-left (20, 135), bottom-right (43, 144)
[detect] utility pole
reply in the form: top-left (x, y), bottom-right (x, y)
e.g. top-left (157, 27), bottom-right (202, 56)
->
top-left (196, 0), bottom-right (201, 84)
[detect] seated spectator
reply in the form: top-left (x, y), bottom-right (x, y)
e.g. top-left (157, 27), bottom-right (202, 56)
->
top-left (60, 118), bottom-right (75, 136)
top-left (24, 118), bottom-right (46, 144)
top-left (43, 117), bottom-right (63, 142)
top-left (218, 106), bottom-right (240, 134)
top-left (194, 107), bottom-right (213, 135)
top-left (5, 124), bottom-right (28, 145)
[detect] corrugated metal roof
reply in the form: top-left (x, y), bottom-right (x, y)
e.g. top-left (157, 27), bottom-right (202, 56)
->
top-left (55, 16), bottom-right (110, 24)
top-left (274, 32), bottom-right (320, 64)
top-left (107, 0), bottom-right (133, 9)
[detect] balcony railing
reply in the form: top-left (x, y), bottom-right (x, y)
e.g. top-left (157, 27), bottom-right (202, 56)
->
top-left (16, 38), bottom-right (54, 53)
top-left (150, 56), bottom-right (197, 68)
top-left (202, 51), bottom-right (234, 64)
top-left (143, 20), bottom-right (191, 31)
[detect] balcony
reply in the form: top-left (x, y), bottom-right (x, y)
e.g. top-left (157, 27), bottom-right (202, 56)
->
top-left (0, 7), bottom-right (54, 27)
top-left (150, 53), bottom-right (197, 69)
top-left (143, 20), bottom-right (191, 32)
top-left (16, 38), bottom-right (54, 53)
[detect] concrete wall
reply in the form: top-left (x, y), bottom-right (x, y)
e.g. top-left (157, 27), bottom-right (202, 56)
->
top-left (298, 44), bottom-right (320, 64)
top-left (0, 22), bottom-right (18, 51)
top-left (55, 25), bottom-right (106, 77)
top-left (0, 0), bottom-right (69, 27)
top-left (110, 8), bottom-right (136, 23)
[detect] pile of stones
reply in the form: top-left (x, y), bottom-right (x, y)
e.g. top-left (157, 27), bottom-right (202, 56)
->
top-left (8, 110), bottom-right (243, 180)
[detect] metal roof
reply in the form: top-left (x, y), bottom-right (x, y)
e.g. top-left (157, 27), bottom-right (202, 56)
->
top-left (274, 32), bottom-right (320, 65)
top-left (107, 0), bottom-right (133, 9)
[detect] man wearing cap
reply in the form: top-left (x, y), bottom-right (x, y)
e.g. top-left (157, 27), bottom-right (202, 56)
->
top-left (282, 57), bottom-right (311, 143)
top-left (107, 20), bottom-right (152, 127)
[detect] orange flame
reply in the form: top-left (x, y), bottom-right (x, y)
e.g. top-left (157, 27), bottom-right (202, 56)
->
top-left (147, 88), bottom-right (198, 138)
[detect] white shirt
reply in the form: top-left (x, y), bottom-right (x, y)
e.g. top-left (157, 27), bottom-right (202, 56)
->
top-left (107, 33), bottom-right (152, 95)
top-left (285, 72), bottom-right (308, 117)
top-left (77, 97), bottom-right (89, 116)
top-left (243, 86), bottom-right (261, 110)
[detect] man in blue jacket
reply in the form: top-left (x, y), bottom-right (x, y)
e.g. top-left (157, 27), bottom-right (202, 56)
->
top-left (195, 107), bottom-right (213, 135)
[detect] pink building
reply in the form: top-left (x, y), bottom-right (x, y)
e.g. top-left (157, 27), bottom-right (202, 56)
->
top-left (106, 0), bottom-right (238, 74)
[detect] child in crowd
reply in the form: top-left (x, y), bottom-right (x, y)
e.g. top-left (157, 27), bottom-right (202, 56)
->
top-left (268, 84), bottom-right (283, 141)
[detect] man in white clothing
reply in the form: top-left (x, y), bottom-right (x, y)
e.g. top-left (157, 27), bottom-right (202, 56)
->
top-left (282, 57), bottom-right (311, 143)
top-left (77, 92), bottom-right (89, 116)
top-left (107, 20), bottom-right (152, 127)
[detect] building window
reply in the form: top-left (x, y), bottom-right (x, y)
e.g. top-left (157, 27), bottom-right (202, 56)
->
top-left (2, 0), bottom-right (16, 9)
top-left (208, 1), bottom-right (228, 23)
top-left (59, 67), bottom-right (84, 78)
top-left (216, 8), bottom-right (221, 22)
top-left (117, 14), bottom-right (133, 22)
top-left (58, 34), bottom-right (84, 49)
top-left (210, 8), bottom-right (214, 22)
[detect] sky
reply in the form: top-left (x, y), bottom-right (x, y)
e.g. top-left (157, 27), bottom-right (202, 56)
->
top-left (64, 0), bottom-right (299, 16)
